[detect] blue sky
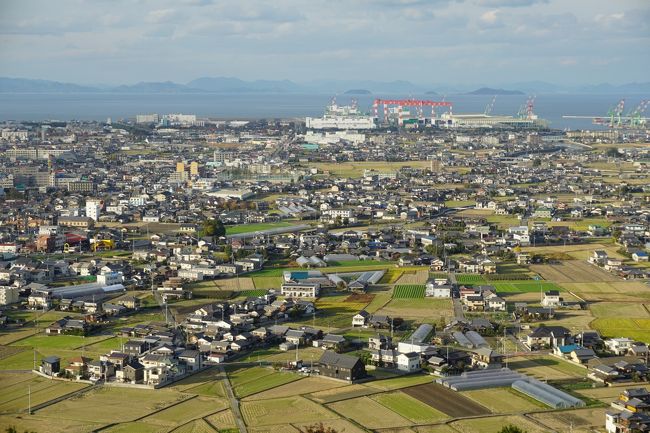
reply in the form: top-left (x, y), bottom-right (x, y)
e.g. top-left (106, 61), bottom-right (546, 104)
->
top-left (0, 0), bottom-right (648, 86)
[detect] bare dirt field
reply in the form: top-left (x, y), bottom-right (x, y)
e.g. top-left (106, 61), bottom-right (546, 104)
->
top-left (402, 383), bottom-right (490, 417)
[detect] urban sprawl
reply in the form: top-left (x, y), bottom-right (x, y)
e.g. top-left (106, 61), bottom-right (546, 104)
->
top-left (0, 100), bottom-right (649, 433)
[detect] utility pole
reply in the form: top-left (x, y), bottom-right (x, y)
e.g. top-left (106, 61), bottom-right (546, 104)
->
top-left (28, 385), bottom-right (31, 415)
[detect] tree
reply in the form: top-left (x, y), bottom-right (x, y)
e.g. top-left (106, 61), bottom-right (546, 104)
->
top-left (305, 423), bottom-right (339, 433)
top-left (203, 218), bottom-right (225, 239)
top-left (497, 425), bottom-right (527, 433)
top-left (606, 147), bottom-right (619, 157)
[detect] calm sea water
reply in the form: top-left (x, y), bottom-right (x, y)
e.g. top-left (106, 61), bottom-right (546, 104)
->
top-left (1, 92), bottom-right (648, 130)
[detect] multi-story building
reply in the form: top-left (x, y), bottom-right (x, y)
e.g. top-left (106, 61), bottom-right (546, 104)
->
top-left (0, 286), bottom-right (20, 305)
top-left (85, 198), bottom-right (102, 222)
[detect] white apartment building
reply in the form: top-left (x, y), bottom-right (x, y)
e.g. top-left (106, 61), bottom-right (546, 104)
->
top-left (0, 286), bottom-right (20, 305)
top-left (85, 198), bottom-right (102, 222)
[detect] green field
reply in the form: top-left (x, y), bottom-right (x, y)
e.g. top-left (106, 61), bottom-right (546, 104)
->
top-left (226, 222), bottom-right (295, 235)
top-left (491, 281), bottom-right (564, 293)
top-left (393, 285), bottom-right (425, 299)
top-left (0, 373), bottom-right (88, 413)
top-left (234, 371), bottom-right (301, 397)
top-left (455, 274), bottom-right (487, 284)
top-left (373, 391), bottom-right (448, 423)
top-left (234, 289), bottom-right (268, 298)
top-left (591, 318), bottom-right (650, 343)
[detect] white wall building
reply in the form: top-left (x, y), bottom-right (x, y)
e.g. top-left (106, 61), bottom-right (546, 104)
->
top-left (0, 286), bottom-right (20, 305)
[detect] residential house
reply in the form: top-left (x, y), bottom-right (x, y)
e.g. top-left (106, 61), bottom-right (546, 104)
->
top-left (319, 350), bottom-right (366, 382)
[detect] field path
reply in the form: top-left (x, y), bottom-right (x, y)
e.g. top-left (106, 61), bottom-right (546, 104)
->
top-left (218, 365), bottom-right (248, 433)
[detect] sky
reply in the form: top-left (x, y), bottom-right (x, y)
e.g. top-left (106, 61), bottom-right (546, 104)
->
top-left (0, 0), bottom-right (648, 86)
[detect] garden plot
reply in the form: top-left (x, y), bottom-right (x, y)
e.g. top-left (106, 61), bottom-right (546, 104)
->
top-left (372, 391), bottom-right (448, 424)
top-left (402, 383), bottom-right (490, 417)
top-left (393, 285), bottom-right (425, 299)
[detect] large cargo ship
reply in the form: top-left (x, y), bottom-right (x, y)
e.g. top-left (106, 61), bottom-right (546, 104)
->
top-left (305, 98), bottom-right (376, 130)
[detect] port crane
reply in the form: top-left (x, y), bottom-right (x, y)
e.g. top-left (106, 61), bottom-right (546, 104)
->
top-left (563, 99), bottom-right (649, 129)
top-left (372, 98), bottom-right (453, 126)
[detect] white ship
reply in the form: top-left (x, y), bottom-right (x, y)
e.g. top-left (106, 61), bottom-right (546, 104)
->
top-left (305, 98), bottom-right (376, 130)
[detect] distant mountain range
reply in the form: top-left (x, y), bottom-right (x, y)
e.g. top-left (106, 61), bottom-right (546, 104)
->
top-left (467, 87), bottom-right (524, 96)
top-left (1, 76), bottom-right (649, 95)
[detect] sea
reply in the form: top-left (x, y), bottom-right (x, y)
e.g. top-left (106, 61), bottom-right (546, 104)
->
top-left (1, 92), bottom-right (649, 130)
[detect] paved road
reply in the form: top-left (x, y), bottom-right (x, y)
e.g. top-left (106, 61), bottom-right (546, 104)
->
top-left (218, 365), bottom-right (248, 433)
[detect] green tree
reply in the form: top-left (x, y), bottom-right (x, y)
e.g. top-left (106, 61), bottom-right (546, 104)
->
top-left (606, 147), bottom-right (619, 157)
top-left (497, 425), bottom-right (527, 433)
top-left (203, 218), bottom-right (225, 239)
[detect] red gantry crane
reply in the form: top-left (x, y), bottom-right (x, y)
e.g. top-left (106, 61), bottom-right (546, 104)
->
top-left (372, 98), bottom-right (453, 126)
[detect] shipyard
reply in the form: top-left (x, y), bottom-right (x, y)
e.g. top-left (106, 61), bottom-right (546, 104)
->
top-left (1, 1), bottom-right (650, 433)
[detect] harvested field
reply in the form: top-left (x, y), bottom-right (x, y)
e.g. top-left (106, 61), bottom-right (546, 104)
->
top-left (377, 298), bottom-right (454, 321)
top-left (402, 383), bottom-right (490, 417)
top-left (169, 419), bottom-right (217, 433)
top-left (142, 396), bottom-right (227, 427)
top-left (241, 396), bottom-right (337, 426)
top-left (507, 356), bottom-right (586, 380)
top-left (248, 425), bottom-right (299, 433)
top-left (214, 277), bottom-right (255, 291)
top-left (590, 302), bottom-right (650, 319)
top-left (205, 409), bottom-right (237, 430)
top-left (328, 396), bottom-right (411, 429)
top-left (0, 373), bottom-right (89, 413)
top-left (449, 415), bottom-right (548, 433)
top-left (0, 413), bottom-right (102, 433)
top-left (244, 377), bottom-right (345, 400)
top-left (308, 384), bottom-right (379, 404)
top-left (293, 418), bottom-right (366, 433)
top-left (576, 383), bottom-right (630, 403)
top-left (413, 425), bottom-right (457, 433)
top-left (366, 374), bottom-right (433, 391)
top-left (38, 386), bottom-right (185, 423)
top-left (530, 261), bottom-right (619, 283)
top-left (395, 270), bottom-right (429, 285)
top-left (529, 407), bottom-right (609, 433)
top-left (380, 269), bottom-right (404, 284)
